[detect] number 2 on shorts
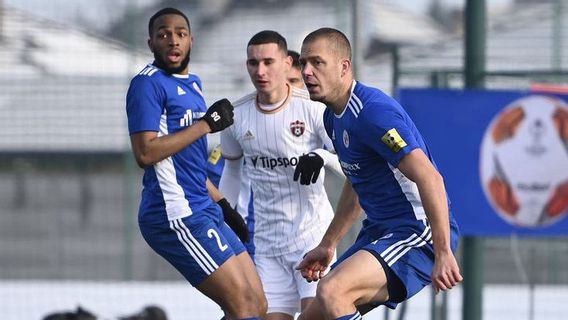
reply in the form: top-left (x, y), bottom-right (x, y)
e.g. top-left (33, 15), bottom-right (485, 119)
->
top-left (208, 228), bottom-right (228, 252)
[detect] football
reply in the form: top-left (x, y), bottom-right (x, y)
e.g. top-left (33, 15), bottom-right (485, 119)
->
top-left (480, 95), bottom-right (568, 227)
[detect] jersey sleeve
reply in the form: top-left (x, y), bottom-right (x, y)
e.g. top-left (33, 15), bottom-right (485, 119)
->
top-left (126, 76), bottom-right (163, 135)
top-left (360, 101), bottom-right (419, 167)
top-left (220, 122), bottom-right (243, 159)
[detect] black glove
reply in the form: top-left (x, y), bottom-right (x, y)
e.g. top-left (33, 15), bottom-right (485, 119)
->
top-left (293, 152), bottom-right (324, 185)
top-left (203, 98), bottom-right (234, 133)
top-left (217, 198), bottom-right (249, 243)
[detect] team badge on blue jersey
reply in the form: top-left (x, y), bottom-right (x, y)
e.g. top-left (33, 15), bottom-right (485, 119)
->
top-left (290, 120), bottom-right (305, 137)
top-left (343, 129), bottom-right (350, 148)
top-left (381, 128), bottom-right (407, 152)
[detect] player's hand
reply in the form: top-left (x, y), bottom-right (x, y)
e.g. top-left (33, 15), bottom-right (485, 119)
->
top-left (295, 245), bottom-right (334, 282)
top-left (203, 98), bottom-right (234, 133)
top-left (431, 250), bottom-right (463, 294)
top-left (217, 198), bottom-right (249, 243)
top-left (293, 152), bottom-right (324, 185)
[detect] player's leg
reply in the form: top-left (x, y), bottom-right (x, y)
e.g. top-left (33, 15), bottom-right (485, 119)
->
top-left (297, 226), bottom-right (402, 320)
top-left (198, 254), bottom-right (265, 319)
top-left (314, 223), bottom-right (441, 319)
top-left (255, 255), bottom-right (298, 320)
top-left (201, 215), bottom-right (267, 319)
top-left (140, 205), bottom-right (265, 320)
top-left (234, 249), bottom-right (267, 317)
top-left (316, 250), bottom-right (390, 318)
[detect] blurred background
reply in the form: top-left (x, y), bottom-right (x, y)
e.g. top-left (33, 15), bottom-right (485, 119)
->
top-left (0, 0), bottom-right (567, 319)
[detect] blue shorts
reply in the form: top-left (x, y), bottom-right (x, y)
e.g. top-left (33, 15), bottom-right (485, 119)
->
top-left (332, 218), bottom-right (460, 309)
top-left (139, 202), bottom-right (246, 286)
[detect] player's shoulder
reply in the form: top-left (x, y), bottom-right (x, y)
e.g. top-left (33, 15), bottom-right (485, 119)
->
top-left (290, 87), bottom-right (326, 108)
top-left (354, 82), bottom-right (400, 114)
top-left (291, 86), bottom-right (312, 100)
top-left (232, 91), bottom-right (256, 108)
top-left (129, 64), bottom-right (163, 87)
top-left (133, 64), bottom-right (162, 79)
top-left (187, 72), bottom-right (202, 84)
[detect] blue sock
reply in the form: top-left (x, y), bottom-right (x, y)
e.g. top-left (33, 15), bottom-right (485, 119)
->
top-left (335, 311), bottom-right (362, 320)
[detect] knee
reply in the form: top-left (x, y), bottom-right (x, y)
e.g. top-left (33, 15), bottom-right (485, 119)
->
top-left (224, 285), bottom-right (266, 317)
top-left (316, 276), bottom-right (343, 307)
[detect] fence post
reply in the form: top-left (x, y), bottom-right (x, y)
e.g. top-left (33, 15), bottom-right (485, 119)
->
top-left (463, 0), bottom-right (486, 320)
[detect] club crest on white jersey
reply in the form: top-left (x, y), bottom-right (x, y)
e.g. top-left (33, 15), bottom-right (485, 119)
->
top-left (290, 120), bottom-right (305, 137)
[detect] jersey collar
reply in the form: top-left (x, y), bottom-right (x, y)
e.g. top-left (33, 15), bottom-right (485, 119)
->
top-left (335, 80), bottom-right (358, 118)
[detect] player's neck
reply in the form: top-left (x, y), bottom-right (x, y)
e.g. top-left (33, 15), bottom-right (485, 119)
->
top-left (257, 83), bottom-right (290, 105)
top-left (329, 80), bottom-right (354, 115)
top-left (256, 84), bottom-right (291, 113)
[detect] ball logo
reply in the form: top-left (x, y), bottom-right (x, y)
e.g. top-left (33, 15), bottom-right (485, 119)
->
top-left (479, 95), bottom-right (568, 227)
top-left (290, 120), bottom-right (305, 137)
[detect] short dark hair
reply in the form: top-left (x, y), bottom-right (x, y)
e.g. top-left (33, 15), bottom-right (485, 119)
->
top-left (247, 30), bottom-right (288, 54)
top-left (303, 27), bottom-right (352, 60)
top-left (288, 50), bottom-right (300, 69)
top-left (148, 8), bottom-right (190, 37)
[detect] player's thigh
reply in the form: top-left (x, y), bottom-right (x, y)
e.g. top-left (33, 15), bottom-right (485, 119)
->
top-left (198, 254), bottom-right (259, 307)
top-left (321, 250), bottom-right (389, 306)
top-left (198, 220), bottom-right (263, 306)
top-left (234, 250), bottom-right (265, 302)
top-left (255, 255), bottom-right (300, 317)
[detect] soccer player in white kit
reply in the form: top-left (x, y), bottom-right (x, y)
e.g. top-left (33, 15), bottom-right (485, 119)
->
top-left (219, 30), bottom-right (341, 320)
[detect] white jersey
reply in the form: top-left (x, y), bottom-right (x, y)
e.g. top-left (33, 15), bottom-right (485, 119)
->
top-left (221, 86), bottom-right (335, 256)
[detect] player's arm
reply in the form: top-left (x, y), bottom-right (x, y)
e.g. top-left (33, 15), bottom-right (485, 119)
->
top-left (130, 99), bottom-right (234, 168)
top-left (130, 123), bottom-right (210, 168)
top-left (206, 178), bottom-right (223, 202)
top-left (296, 179), bottom-right (362, 281)
top-left (397, 149), bottom-right (463, 292)
top-left (319, 179), bottom-right (362, 249)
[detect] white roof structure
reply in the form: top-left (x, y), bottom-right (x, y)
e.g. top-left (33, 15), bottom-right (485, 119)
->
top-left (3, 1), bottom-right (564, 152)
top-left (0, 7), bottom-right (222, 152)
top-left (394, 2), bottom-right (568, 89)
top-left (191, 0), bottom-right (446, 101)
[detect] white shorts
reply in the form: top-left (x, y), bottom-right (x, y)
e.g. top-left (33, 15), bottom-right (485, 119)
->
top-left (255, 248), bottom-right (336, 316)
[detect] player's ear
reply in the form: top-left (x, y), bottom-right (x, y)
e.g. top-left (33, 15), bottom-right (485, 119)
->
top-left (147, 38), bottom-right (153, 52)
top-left (340, 58), bottom-right (351, 77)
top-left (284, 54), bottom-right (292, 70)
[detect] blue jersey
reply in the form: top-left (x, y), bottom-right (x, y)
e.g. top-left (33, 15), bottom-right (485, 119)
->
top-left (126, 64), bottom-right (212, 224)
top-left (324, 81), bottom-right (456, 228)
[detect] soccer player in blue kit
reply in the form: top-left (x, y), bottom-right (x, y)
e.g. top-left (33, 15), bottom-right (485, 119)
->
top-left (125, 8), bottom-right (266, 320)
top-left (293, 28), bottom-right (463, 320)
